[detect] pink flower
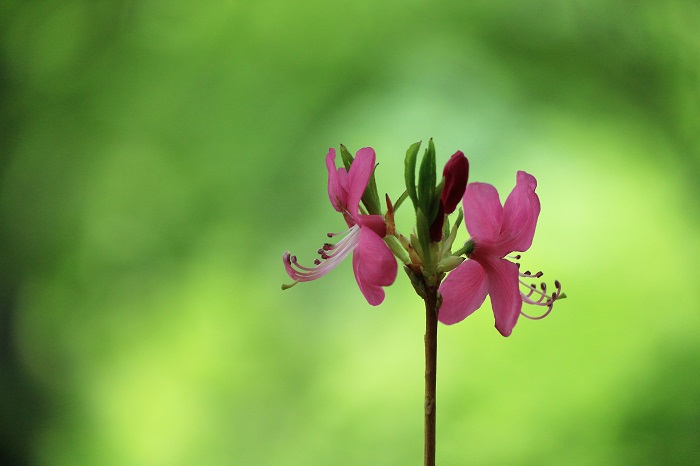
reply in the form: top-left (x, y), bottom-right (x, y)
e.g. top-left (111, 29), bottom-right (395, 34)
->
top-left (283, 147), bottom-right (398, 305)
top-left (438, 171), bottom-right (563, 336)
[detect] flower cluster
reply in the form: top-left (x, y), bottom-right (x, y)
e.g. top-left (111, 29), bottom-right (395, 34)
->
top-left (282, 141), bottom-right (564, 336)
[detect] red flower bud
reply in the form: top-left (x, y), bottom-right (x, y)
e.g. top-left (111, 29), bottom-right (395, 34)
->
top-left (441, 151), bottom-right (469, 214)
top-left (429, 202), bottom-right (445, 242)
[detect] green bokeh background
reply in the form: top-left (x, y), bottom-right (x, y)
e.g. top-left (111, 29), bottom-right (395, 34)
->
top-left (1, 1), bottom-right (699, 465)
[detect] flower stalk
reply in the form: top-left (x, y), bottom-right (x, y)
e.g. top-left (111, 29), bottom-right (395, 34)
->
top-left (423, 281), bottom-right (439, 466)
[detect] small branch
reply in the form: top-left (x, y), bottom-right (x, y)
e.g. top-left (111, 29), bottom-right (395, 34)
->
top-left (424, 284), bottom-right (439, 466)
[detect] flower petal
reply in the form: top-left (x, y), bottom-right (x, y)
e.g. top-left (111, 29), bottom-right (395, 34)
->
top-left (500, 171), bottom-right (540, 252)
top-left (480, 257), bottom-right (522, 337)
top-left (351, 226), bottom-right (397, 305)
top-left (346, 147), bottom-right (375, 217)
top-left (463, 182), bottom-right (503, 241)
top-left (326, 148), bottom-right (347, 212)
top-left (437, 260), bottom-right (488, 325)
top-left (357, 214), bottom-right (387, 238)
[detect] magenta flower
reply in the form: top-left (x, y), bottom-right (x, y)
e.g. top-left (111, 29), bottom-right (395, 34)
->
top-left (283, 147), bottom-right (398, 305)
top-left (438, 171), bottom-right (563, 336)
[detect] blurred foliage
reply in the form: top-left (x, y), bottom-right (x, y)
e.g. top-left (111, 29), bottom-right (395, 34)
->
top-left (1, 0), bottom-right (699, 465)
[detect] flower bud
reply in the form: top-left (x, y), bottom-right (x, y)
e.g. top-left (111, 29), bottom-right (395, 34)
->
top-left (440, 151), bottom-right (469, 214)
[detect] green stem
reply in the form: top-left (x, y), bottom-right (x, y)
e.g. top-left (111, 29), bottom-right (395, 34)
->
top-left (424, 284), bottom-right (439, 466)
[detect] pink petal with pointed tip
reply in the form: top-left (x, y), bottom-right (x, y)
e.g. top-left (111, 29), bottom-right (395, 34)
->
top-left (500, 171), bottom-right (540, 252)
top-left (437, 260), bottom-right (489, 325)
top-left (346, 147), bottom-right (375, 218)
top-left (463, 182), bottom-right (503, 241)
top-left (480, 257), bottom-right (522, 337)
top-left (352, 226), bottom-right (397, 305)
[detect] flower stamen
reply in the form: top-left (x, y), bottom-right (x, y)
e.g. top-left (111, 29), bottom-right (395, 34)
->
top-left (514, 261), bottom-right (565, 321)
top-left (282, 225), bottom-right (361, 285)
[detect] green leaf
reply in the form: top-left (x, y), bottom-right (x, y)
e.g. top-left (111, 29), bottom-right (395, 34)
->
top-left (393, 190), bottom-right (409, 211)
top-left (404, 141), bottom-right (421, 209)
top-left (384, 235), bottom-right (411, 265)
top-left (416, 207), bottom-right (432, 269)
top-left (440, 208), bottom-right (463, 256)
top-left (418, 138), bottom-right (436, 221)
top-left (442, 214), bottom-right (451, 243)
top-left (363, 164), bottom-right (382, 215)
top-left (436, 255), bottom-right (464, 274)
top-left (410, 233), bottom-right (424, 263)
top-left (339, 144), bottom-right (354, 171)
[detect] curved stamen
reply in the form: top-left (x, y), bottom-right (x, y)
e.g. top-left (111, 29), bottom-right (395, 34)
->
top-left (523, 284), bottom-right (538, 299)
top-left (520, 305), bottom-right (553, 320)
top-left (283, 225), bottom-right (361, 283)
top-left (327, 226), bottom-right (356, 238)
top-left (515, 258), bottom-right (564, 321)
